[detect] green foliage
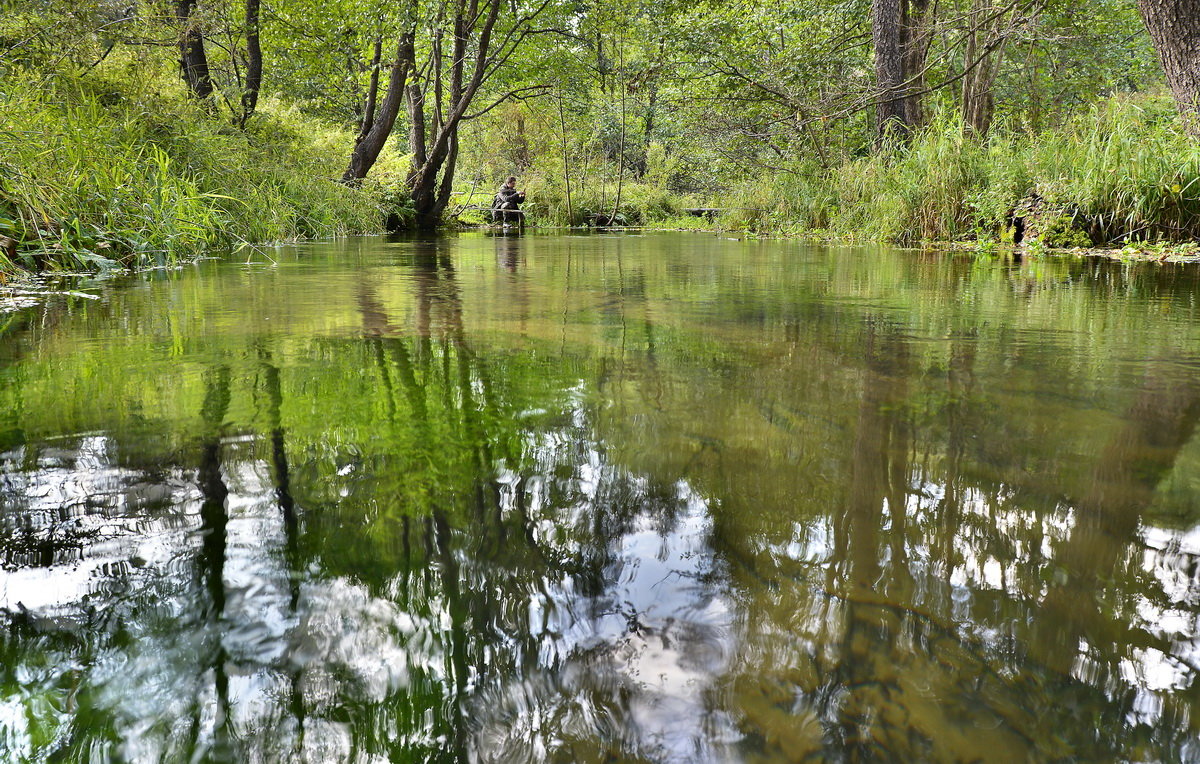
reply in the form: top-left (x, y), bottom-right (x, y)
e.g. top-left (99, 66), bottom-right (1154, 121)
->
top-left (456, 93), bottom-right (1200, 246)
top-left (0, 63), bottom-right (387, 273)
top-left (671, 96), bottom-right (1200, 245)
top-left (1039, 215), bottom-right (1094, 248)
top-left (0, 0), bottom-right (1193, 246)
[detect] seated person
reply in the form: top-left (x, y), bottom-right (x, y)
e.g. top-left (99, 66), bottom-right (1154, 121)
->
top-left (491, 176), bottom-right (526, 223)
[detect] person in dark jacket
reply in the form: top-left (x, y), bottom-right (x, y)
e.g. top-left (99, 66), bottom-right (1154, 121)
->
top-left (491, 176), bottom-right (526, 224)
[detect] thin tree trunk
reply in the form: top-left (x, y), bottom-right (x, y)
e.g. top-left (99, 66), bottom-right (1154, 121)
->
top-left (514, 114), bottom-right (530, 170)
top-left (961, 1), bottom-right (1013, 136)
top-left (176, 0), bottom-right (213, 99)
top-left (356, 36), bottom-right (384, 145)
top-left (237, 0), bottom-right (262, 127)
top-left (558, 92), bottom-right (573, 225)
top-left (1138, 0), bottom-right (1200, 135)
top-left (596, 31), bottom-right (608, 94)
top-left (343, 34), bottom-right (414, 183)
top-left (610, 77), bottom-right (627, 225)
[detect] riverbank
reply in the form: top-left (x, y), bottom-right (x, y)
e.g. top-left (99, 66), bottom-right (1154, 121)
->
top-left (497, 224), bottom-right (1200, 266)
top-left (0, 68), bottom-right (402, 276)
top-left (6, 67), bottom-right (1198, 279)
top-left (513, 96), bottom-right (1200, 252)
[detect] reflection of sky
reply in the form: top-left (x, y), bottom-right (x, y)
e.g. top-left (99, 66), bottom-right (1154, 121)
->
top-left (6, 423), bottom-right (1200, 758)
top-left (744, 466), bottom-right (1200, 743)
top-left (1126, 525), bottom-right (1200, 727)
top-left (0, 435), bottom-right (200, 611)
top-left (0, 411), bottom-right (739, 761)
top-left (473, 407), bottom-right (738, 763)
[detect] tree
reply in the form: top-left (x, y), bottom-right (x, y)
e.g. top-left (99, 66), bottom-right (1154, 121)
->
top-left (176, 0), bottom-right (214, 99)
top-left (343, 32), bottom-right (416, 184)
top-left (872, 0), bottom-right (907, 143)
top-left (237, 0), bottom-right (263, 127)
top-left (1138, 0), bottom-right (1200, 134)
top-left (871, 0), bottom-right (931, 145)
top-left (958, 0), bottom-right (1045, 136)
top-left (172, 0), bottom-right (263, 124)
top-left (342, 0), bottom-right (559, 229)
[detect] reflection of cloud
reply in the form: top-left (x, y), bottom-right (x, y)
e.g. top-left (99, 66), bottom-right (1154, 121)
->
top-left (0, 435), bottom-right (199, 612)
top-left (1113, 524), bottom-right (1200, 726)
top-left (13, 410), bottom-right (1200, 759)
top-left (471, 427), bottom-right (738, 763)
top-left (0, 409), bottom-right (742, 762)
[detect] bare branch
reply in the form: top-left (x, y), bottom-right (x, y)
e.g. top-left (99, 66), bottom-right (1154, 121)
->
top-left (463, 84), bottom-right (553, 119)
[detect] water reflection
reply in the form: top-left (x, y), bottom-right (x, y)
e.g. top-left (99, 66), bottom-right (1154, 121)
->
top-left (1, 235), bottom-right (1200, 760)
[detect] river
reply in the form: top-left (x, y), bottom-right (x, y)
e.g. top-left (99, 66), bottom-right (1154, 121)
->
top-left (2, 232), bottom-right (1200, 761)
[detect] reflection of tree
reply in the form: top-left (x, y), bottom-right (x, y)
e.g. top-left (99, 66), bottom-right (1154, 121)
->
top-left (711, 310), bottom-right (1200, 760)
top-left (257, 347), bottom-right (306, 751)
top-left (190, 363), bottom-right (232, 757)
top-left (332, 249), bottom-right (732, 761)
top-left (1032, 371), bottom-right (1200, 734)
top-left (7, 238), bottom-right (1200, 760)
top-left (827, 321), bottom-right (912, 757)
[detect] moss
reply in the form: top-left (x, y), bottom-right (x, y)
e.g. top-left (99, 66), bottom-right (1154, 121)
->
top-left (1038, 214), bottom-right (1094, 248)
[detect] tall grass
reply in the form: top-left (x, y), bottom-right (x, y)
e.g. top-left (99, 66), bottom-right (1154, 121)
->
top-left (715, 96), bottom-right (1200, 245)
top-left (500, 95), bottom-right (1200, 246)
top-left (0, 65), bottom-right (390, 274)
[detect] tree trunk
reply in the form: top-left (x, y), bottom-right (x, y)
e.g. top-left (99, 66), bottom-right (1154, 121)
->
top-left (356, 37), bottom-right (384, 145)
top-left (1138, 0), bottom-right (1200, 135)
top-left (960, 0), bottom-right (1019, 137)
top-left (872, 0), bottom-right (909, 145)
top-left (611, 78), bottom-right (627, 224)
top-left (237, 0), bottom-right (262, 128)
top-left (342, 0), bottom-right (546, 228)
top-left (343, 35), bottom-right (413, 184)
top-left (406, 0), bottom-right (504, 229)
top-left (176, 0), bottom-right (213, 99)
top-left (900, 0), bottom-right (931, 129)
top-left (434, 132), bottom-right (460, 216)
top-left (514, 115), bottom-right (531, 170)
top-left (406, 81), bottom-right (428, 175)
top-left (558, 92), bottom-right (573, 225)
top-left (596, 32), bottom-right (608, 94)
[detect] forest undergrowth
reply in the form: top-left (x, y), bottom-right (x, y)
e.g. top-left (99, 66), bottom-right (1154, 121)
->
top-left (0, 66), bottom-right (400, 277)
top-left (511, 96), bottom-right (1200, 253)
top-left (5, 61), bottom-right (1200, 280)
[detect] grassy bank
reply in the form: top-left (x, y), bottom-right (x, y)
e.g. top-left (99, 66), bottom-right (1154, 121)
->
top-left (0, 68), bottom-right (395, 276)
top-left (6, 66), bottom-right (1196, 273)
top-left (507, 96), bottom-right (1200, 249)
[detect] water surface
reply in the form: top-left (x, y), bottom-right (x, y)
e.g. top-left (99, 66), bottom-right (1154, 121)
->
top-left (3, 232), bottom-right (1200, 761)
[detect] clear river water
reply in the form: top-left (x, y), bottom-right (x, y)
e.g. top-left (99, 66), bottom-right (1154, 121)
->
top-left (3, 232), bottom-right (1200, 762)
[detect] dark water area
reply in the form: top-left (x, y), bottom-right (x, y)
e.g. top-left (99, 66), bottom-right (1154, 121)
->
top-left (3, 232), bottom-right (1200, 761)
